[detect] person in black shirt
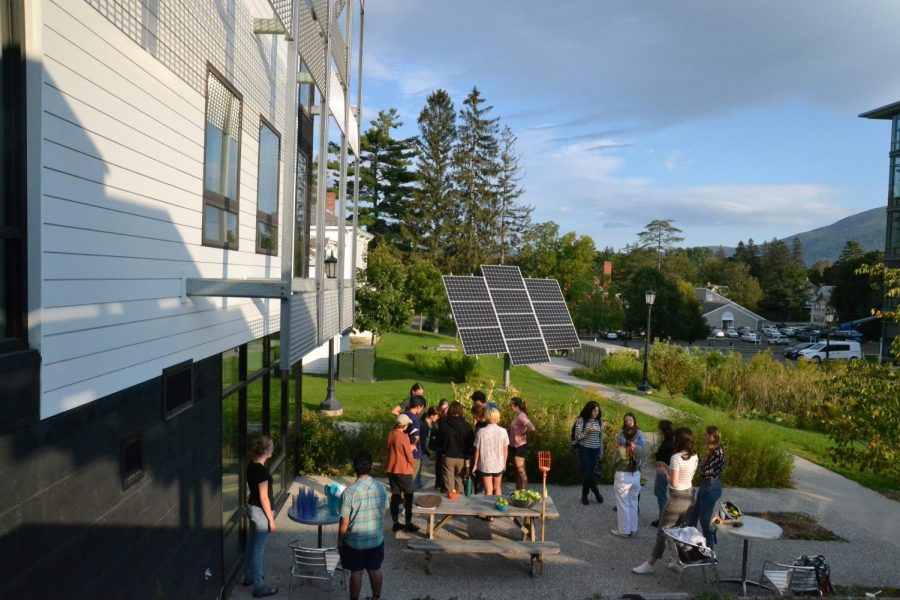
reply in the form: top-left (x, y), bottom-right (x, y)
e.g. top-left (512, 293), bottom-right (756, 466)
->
top-left (391, 383), bottom-right (425, 416)
top-left (686, 426), bottom-right (726, 547)
top-left (651, 420), bottom-right (675, 528)
top-left (244, 436), bottom-right (278, 598)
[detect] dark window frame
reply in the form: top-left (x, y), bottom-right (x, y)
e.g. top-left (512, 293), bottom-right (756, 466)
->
top-left (202, 64), bottom-right (243, 250)
top-left (162, 359), bottom-right (194, 419)
top-left (255, 116), bottom-right (281, 255)
top-left (120, 433), bottom-right (144, 491)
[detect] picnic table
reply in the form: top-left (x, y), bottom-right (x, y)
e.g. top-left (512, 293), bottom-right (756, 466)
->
top-left (408, 492), bottom-right (561, 575)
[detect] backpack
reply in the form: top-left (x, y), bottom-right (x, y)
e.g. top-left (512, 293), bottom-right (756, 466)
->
top-left (794, 555), bottom-right (835, 596)
top-left (570, 418), bottom-right (582, 453)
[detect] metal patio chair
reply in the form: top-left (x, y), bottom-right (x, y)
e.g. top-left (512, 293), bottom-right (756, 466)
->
top-left (287, 541), bottom-right (347, 600)
top-left (663, 526), bottom-right (720, 584)
top-left (759, 560), bottom-right (822, 596)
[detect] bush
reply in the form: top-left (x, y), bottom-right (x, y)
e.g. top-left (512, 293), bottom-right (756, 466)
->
top-left (407, 350), bottom-right (479, 381)
top-left (650, 341), bottom-right (701, 395)
top-left (297, 413), bottom-right (388, 476)
top-left (716, 425), bottom-right (794, 487)
top-left (573, 352), bottom-right (645, 387)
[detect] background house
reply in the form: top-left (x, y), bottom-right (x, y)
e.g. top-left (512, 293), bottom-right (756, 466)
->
top-left (696, 287), bottom-right (767, 331)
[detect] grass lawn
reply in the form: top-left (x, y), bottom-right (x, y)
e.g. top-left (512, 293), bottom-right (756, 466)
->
top-left (600, 382), bottom-right (900, 494)
top-left (299, 329), bottom-right (660, 429)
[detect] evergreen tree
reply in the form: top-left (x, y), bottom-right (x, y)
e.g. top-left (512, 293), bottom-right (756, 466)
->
top-left (829, 242), bottom-right (883, 321)
top-left (454, 87), bottom-right (500, 274)
top-left (403, 90), bottom-right (458, 271)
top-left (637, 219), bottom-right (684, 269)
top-left (357, 109), bottom-right (416, 245)
top-left (757, 239), bottom-right (809, 320)
top-left (496, 126), bottom-right (532, 264)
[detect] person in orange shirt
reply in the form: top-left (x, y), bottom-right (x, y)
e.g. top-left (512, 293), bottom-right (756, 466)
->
top-left (385, 414), bottom-right (419, 533)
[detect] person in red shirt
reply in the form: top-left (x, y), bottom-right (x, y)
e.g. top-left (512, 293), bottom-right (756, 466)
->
top-left (385, 414), bottom-right (419, 533)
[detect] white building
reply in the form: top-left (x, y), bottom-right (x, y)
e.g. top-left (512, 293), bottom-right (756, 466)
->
top-left (0, 0), bottom-right (366, 596)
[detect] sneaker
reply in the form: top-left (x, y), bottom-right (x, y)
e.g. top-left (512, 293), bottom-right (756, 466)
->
top-left (392, 521), bottom-right (403, 532)
top-left (253, 587), bottom-right (278, 598)
top-left (581, 497), bottom-right (589, 505)
top-left (667, 560), bottom-right (684, 574)
top-left (651, 519), bottom-right (660, 528)
top-left (594, 494), bottom-right (604, 504)
top-left (610, 529), bottom-right (631, 538)
top-left (404, 523), bottom-right (420, 533)
top-left (632, 561), bottom-right (655, 575)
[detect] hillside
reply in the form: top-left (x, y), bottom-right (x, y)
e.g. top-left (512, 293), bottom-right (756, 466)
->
top-left (706, 206), bottom-right (885, 265)
top-left (787, 206), bottom-right (885, 265)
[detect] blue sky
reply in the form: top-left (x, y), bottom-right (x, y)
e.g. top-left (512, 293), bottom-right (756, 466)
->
top-left (358, 0), bottom-right (900, 250)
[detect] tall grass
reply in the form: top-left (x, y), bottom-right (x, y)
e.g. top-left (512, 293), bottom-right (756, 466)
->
top-left (572, 351), bottom-right (645, 387)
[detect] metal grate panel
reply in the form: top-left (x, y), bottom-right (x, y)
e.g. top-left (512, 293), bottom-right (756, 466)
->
top-left (285, 292), bottom-right (317, 369)
top-left (321, 288), bottom-right (340, 341)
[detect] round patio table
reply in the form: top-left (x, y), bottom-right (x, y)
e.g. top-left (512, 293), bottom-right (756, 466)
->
top-left (716, 515), bottom-right (783, 596)
top-left (288, 505), bottom-right (340, 548)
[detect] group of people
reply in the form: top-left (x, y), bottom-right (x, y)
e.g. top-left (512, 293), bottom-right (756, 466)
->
top-left (241, 390), bottom-right (725, 600)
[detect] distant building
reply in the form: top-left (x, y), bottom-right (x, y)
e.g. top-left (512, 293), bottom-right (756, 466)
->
top-left (696, 287), bottom-right (767, 331)
top-left (859, 102), bottom-right (900, 360)
top-left (0, 1), bottom-right (367, 597)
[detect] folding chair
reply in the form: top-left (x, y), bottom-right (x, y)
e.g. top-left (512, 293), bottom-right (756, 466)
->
top-left (662, 526), bottom-right (720, 584)
top-left (759, 560), bottom-right (822, 596)
top-left (287, 541), bottom-right (347, 600)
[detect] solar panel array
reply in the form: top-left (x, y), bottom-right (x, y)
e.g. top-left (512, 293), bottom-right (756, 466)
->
top-left (443, 276), bottom-right (507, 356)
top-left (526, 278), bottom-right (582, 351)
top-left (480, 266), bottom-right (550, 365)
top-left (442, 267), bottom-right (580, 366)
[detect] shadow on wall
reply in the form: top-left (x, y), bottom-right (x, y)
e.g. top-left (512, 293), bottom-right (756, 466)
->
top-left (0, 60), bottom-right (239, 598)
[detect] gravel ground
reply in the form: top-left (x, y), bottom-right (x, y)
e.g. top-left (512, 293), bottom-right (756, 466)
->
top-left (228, 466), bottom-right (900, 600)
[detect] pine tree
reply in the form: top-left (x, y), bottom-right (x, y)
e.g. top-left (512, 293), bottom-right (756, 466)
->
top-left (637, 219), bottom-right (684, 269)
top-left (403, 90), bottom-right (458, 271)
top-left (454, 87), bottom-right (500, 274)
top-left (356, 109), bottom-right (416, 246)
top-left (496, 125), bottom-right (532, 264)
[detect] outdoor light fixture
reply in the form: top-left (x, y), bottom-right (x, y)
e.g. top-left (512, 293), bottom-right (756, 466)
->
top-left (825, 312), bottom-right (834, 362)
top-left (637, 290), bottom-right (656, 393)
top-left (324, 250), bottom-right (338, 279)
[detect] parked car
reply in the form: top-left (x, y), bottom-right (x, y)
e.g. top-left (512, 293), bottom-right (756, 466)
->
top-left (795, 331), bottom-right (819, 342)
top-left (740, 332), bottom-right (760, 343)
top-left (784, 343), bottom-right (815, 359)
top-left (710, 328), bottom-right (725, 338)
top-left (598, 330), bottom-right (617, 340)
top-left (762, 327), bottom-right (780, 337)
top-left (797, 341), bottom-right (862, 363)
top-left (767, 334), bottom-right (790, 345)
top-left (779, 327), bottom-right (796, 337)
top-left (617, 330), bottom-right (633, 341)
top-left (724, 328), bottom-right (740, 338)
top-left (831, 330), bottom-right (865, 343)
top-left (737, 326), bottom-right (752, 334)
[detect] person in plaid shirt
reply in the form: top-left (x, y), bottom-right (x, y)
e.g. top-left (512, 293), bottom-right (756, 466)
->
top-left (339, 452), bottom-right (389, 600)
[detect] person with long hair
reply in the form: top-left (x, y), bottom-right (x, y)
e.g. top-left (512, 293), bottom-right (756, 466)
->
top-left (508, 397), bottom-right (535, 490)
top-left (632, 428), bottom-right (699, 575)
top-left (430, 399), bottom-right (451, 491)
top-left (611, 426), bottom-right (645, 537)
top-left (686, 426), bottom-right (726, 547)
top-left (438, 401), bottom-right (474, 493)
top-left (473, 408), bottom-right (509, 497)
top-left (391, 382), bottom-right (426, 416)
top-left (243, 436), bottom-right (278, 597)
top-left (573, 400), bottom-right (604, 505)
top-left (651, 420), bottom-right (676, 528)
top-left (617, 412), bottom-right (646, 447)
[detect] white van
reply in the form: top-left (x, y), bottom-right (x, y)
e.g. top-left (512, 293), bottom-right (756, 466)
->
top-left (797, 341), bottom-right (862, 362)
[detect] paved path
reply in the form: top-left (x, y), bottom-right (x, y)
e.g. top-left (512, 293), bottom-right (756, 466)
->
top-left (531, 356), bottom-right (900, 551)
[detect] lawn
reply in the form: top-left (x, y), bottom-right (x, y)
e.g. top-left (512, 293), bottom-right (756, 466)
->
top-left (599, 382), bottom-right (900, 494)
top-left (299, 329), bottom-right (660, 429)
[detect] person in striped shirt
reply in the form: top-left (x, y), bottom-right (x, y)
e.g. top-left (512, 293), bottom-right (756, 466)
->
top-left (573, 400), bottom-right (604, 505)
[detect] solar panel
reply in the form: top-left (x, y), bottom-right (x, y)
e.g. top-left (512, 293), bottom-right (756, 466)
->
top-left (451, 302), bottom-right (499, 328)
top-left (506, 338), bottom-right (551, 365)
top-left (498, 313), bottom-right (542, 338)
top-left (489, 289), bottom-right (533, 314)
top-left (444, 276), bottom-right (491, 302)
top-left (458, 327), bottom-right (507, 355)
top-left (526, 277), bottom-right (581, 351)
top-left (481, 265), bottom-right (526, 290)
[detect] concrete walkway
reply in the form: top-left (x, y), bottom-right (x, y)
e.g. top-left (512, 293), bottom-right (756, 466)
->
top-left (531, 356), bottom-right (900, 550)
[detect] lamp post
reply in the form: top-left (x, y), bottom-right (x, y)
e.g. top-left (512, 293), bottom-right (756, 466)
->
top-left (824, 312), bottom-right (834, 363)
top-left (637, 290), bottom-right (656, 392)
top-left (320, 250), bottom-right (342, 415)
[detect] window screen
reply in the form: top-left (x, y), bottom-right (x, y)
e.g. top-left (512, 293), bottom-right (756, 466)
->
top-left (203, 67), bottom-right (242, 248)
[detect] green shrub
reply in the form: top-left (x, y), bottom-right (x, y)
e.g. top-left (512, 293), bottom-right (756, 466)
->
top-left (406, 350), bottom-right (479, 381)
top-left (650, 341), bottom-right (701, 395)
top-left (716, 424), bottom-right (793, 488)
top-left (297, 413), bottom-right (388, 476)
top-left (573, 351), bottom-right (645, 387)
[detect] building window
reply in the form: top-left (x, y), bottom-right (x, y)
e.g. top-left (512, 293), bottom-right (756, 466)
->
top-left (256, 118), bottom-right (281, 255)
top-left (202, 66), bottom-right (242, 248)
top-left (294, 108), bottom-right (314, 277)
top-left (888, 210), bottom-right (900, 260)
top-left (120, 434), bottom-right (144, 491)
top-left (162, 360), bottom-right (194, 419)
top-left (893, 115), bottom-right (900, 152)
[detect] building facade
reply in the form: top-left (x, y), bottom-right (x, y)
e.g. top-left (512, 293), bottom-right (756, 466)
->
top-left (0, 0), bottom-right (365, 596)
top-left (860, 102), bottom-right (900, 361)
top-left (696, 287), bottom-right (767, 332)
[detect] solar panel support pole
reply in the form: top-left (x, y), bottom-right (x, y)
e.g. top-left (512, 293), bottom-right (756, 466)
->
top-left (503, 353), bottom-right (511, 389)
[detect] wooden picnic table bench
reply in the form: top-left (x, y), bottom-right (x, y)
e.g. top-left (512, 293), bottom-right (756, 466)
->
top-left (406, 539), bottom-right (561, 576)
top-left (411, 493), bottom-right (560, 541)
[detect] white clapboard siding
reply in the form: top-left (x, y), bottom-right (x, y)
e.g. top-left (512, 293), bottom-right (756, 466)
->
top-left (39, 0), bottom-right (288, 416)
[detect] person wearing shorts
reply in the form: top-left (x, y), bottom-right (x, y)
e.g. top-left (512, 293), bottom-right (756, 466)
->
top-left (339, 453), bottom-right (389, 600)
top-left (386, 413), bottom-right (419, 533)
top-left (508, 397), bottom-right (535, 490)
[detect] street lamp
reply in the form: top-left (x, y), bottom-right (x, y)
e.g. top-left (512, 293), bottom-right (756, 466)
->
top-left (824, 312), bottom-right (834, 363)
top-left (320, 250), bottom-right (342, 415)
top-left (637, 290), bottom-right (656, 392)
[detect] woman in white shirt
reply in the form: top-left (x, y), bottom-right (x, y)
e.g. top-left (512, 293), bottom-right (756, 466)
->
top-left (632, 428), bottom-right (699, 575)
top-left (473, 408), bottom-right (509, 496)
